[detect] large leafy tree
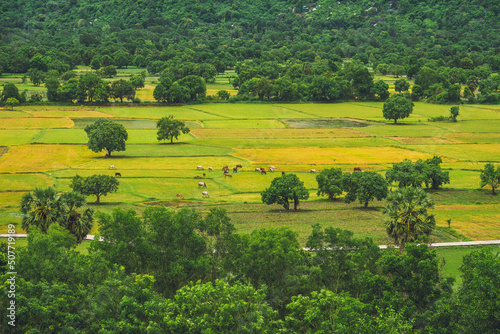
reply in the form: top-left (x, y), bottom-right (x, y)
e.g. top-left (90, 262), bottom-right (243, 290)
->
top-left (342, 171), bottom-right (388, 207)
top-left (261, 174), bottom-right (309, 210)
top-left (382, 95), bottom-right (414, 124)
top-left (84, 119), bottom-right (128, 156)
top-left (78, 73), bottom-right (108, 102)
top-left (480, 163), bottom-right (500, 195)
top-left (110, 79), bottom-right (135, 102)
top-left (316, 167), bottom-right (343, 200)
top-left (70, 174), bottom-right (119, 204)
top-left (1, 82), bottom-right (22, 102)
top-left (383, 187), bottom-right (436, 248)
top-left (156, 115), bottom-right (190, 144)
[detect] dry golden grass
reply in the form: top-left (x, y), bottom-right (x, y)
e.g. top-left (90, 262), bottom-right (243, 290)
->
top-left (191, 128), bottom-right (370, 139)
top-left (24, 109), bottom-right (114, 118)
top-left (388, 137), bottom-right (456, 145)
top-left (434, 204), bottom-right (500, 240)
top-left (0, 144), bottom-right (101, 173)
top-left (234, 147), bottom-right (433, 165)
top-left (0, 117), bottom-right (74, 129)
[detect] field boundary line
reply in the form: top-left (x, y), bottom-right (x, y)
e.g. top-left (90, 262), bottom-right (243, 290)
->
top-left (184, 106), bottom-right (233, 119)
top-left (275, 104), bottom-right (325, 117)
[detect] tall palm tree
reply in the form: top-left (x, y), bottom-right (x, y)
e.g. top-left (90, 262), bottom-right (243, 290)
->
top-left (383, 187), bottom-right (436, 249)
top-left (21, 187), bottom-right (62, 233)
top-left (59, 192), bottom-right (94, 243)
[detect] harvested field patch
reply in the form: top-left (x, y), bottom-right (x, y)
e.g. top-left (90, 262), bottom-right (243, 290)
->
top-left (407, 143), bottom-right (500, 161)
top-left (388, 137), bottom-right (455, 145)
top-left (98, 106), bottom-right (223, 120)
top-left (0, 174), bottom-right (52, 191)
top-left (201, 119), bottom-right (286, 129)
top-left (434, 204), bottom-right (500, 240)
top-left (191, 128), bottom-right (370, 139)
top-left (436, 120), bottom-right (500, 133)
top-left (193, 104), bottom-right (311, 119)
top-left (0, 144), bottom-right (101, 173)
top-left (284, 118), bottom-right (376, 129)
top-left (72, 118), bottom-right (201, 130)
top-left (359, 124), bottom-right (451, 137)
top-left (25, 109), bottom-right (114, 118)
top-left (0, 117), bottom-right (74, 129)
top-left (124, 144), bottom-right (232, 157)
top-left (234, 147), bottom-right (433, 165)
top-left (444, 132), bottom-right (500, 144)
top-left (0, 129), bottom-right (41, 145)
top-left (0, 110), bottom-right (34, 118)
top-left (0, 147), bottom-right (8, 158)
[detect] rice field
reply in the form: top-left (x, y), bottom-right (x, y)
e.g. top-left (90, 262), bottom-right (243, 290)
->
top-left (0, 99), bottom-right (499, 245)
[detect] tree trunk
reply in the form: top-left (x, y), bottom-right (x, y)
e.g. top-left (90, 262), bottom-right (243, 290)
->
top-left (394, 118), bottom-right (397, 124)
top-left (364, 201), bottom-right (368, 207)
top-left (96, 194), bottom-right (100, 204)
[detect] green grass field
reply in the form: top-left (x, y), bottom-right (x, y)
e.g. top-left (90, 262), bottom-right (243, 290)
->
top-left (1, 87), bottom-right (500, 245)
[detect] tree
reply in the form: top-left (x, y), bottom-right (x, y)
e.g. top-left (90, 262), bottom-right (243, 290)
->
top-left (316, 167), bottom-right (343, 200)
top-left (372, 80), bottom-right (390, 100)
top-left (450, 106), bottom-right (459, 122)
top-left (480, 163), bottom-right (500, 195)
top-left (394, 78), bottom-right (410, 93)
top-left (20, 187), bottom-right (62, 233)
top-left (386, 159), bottom-right (427, 188)
top-left (177, 75), bottom-right (206, 101)
top-left (27, 68), bottom-right (45, 86)
top-left (110, 79), bottom-right (135, 102)
top-left (5, 98), bottom-right (19, 110)
top-left (45, 76), bottom-right (60, 102)
top-left (90, 58), bottom-right (101, 71)
top-left (58, 192), bottom-right (94, 243)
top-left (78, 73), bottom-right (108, 103)
top-left (261, 174), bottom-right (309, 210)
top-left (216, 90), bottom-right (230, 100)
top-left (383, 187), bottom-right (436, 248)
top-left (70, 174), bottom-right (119, 204)
top-left (423, 156), bottom-right (450, 190)
top-left (84, 119), bottom-right (128, 156)
top-left (156, 115), bottom-right (190, 144)
top-left (102, 65), bottom-right (117, 78)
top-left (382, 95), bottom-right (414, 124)
top-left (129, 75), bottom-right (145, 90)
top-left (342, 171), bottom-right (388, 207)
top-left (1, 82), bottom-right (21, 102)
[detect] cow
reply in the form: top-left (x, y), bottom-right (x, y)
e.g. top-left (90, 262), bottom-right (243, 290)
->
top-left (310, 169), bottom-right (317, 173)
top-left (282, 171), bottom-right (286, 175)
top-left (255, 168), bottom-right (261, 172)
top-left (115, 172), bottom-right (121, 177)
top-left (202, 191), bottom-right (209, 198)
top-left (203, 173), bottom-right (206, 177)
top-left (261, 169), bottom-right (267, 175)
top-left (224, 173), bottom-right (232, 177)
top-left (198, 182), bottom-right (207, 188)
top-left (109, 165), bottom-right (116, 169)
top-left (269, 166), bottom-right (277, 170)
top-left (236, 164), bottom-right (243, 168)
top-left (176, 193), bottom-right (184, 199)
top-left (233, 167), bottom-right (238, 173)
top-left (197, 166), bottom-right (204, 170)
top-left (208, 167), bottom-right (214, 171)
top-left (194, 175), bottom-right (202, 179)
top-left (222, 166), bottom-right (228, 170)
top-left (269, 167), bottom-right (275, 172)
top-left (354, 167), bottom-right (362, 172)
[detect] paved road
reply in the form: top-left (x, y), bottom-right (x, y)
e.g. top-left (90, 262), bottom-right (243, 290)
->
top-left (2, 234), bottom-right (500, 248)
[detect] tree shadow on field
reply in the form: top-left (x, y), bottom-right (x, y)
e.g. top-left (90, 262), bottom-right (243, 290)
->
top-left (157, 142), bottom-right (190, 146)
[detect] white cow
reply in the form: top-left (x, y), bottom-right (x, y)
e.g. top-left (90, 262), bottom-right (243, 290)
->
top-left (208, 166), bottom-right (214, 171)
top-left (202, 191), bottom-right (209, 198)
top-left (109, 165), bottom-right (116, 169)
top-left (198, 182), bottom-right (207, 188)
top-left (255, 168), bottom-right (261, 172)
top-left (197, 165), bottom-right (204, 170)
top-left (310, 169), bottom-right (317, 173)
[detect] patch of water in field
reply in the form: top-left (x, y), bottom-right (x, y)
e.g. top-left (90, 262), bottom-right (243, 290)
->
top-left (283, 118), bottom-right (375, 129)
top-left (72, 118), bottom-right (201, 129)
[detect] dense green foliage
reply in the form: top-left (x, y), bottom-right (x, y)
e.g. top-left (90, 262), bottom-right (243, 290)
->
top-left (4, 206), bottom-right (499, 332)
top-left (386, 156), bottom-right (450, 189)
top-left (261, 173), bottom-right (310, 210)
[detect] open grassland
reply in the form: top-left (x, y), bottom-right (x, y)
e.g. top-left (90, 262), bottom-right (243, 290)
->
top-left (1, 102), bottom-right (500, 243)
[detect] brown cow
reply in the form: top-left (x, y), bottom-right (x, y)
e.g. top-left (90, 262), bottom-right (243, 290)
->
top-left (176, 193), bottom-right (184, 199)
top-left (233, 167), bottom-right (238, 173)
top-left (115, 172), bottom-right (121, 177)
top-left (195, 175), bottom-right (202, 179)
top-left (203, 173), bottom-right (206, 177)
top-left (282, 171), bottom-right (286, 175)
top-left (222, 166), bottom-right (228, 170)
top-left (236, 164), bottom-right (243, 168)
top-left (261, 170), bottom-right (267, 175)
top-left (224, 173), bottom-right (232, 177)
top-left (354, 167), bottom-right (362, 172)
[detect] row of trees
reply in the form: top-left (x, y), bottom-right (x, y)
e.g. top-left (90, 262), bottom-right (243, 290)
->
top-left (4, 204), bottom-right (499, 332)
